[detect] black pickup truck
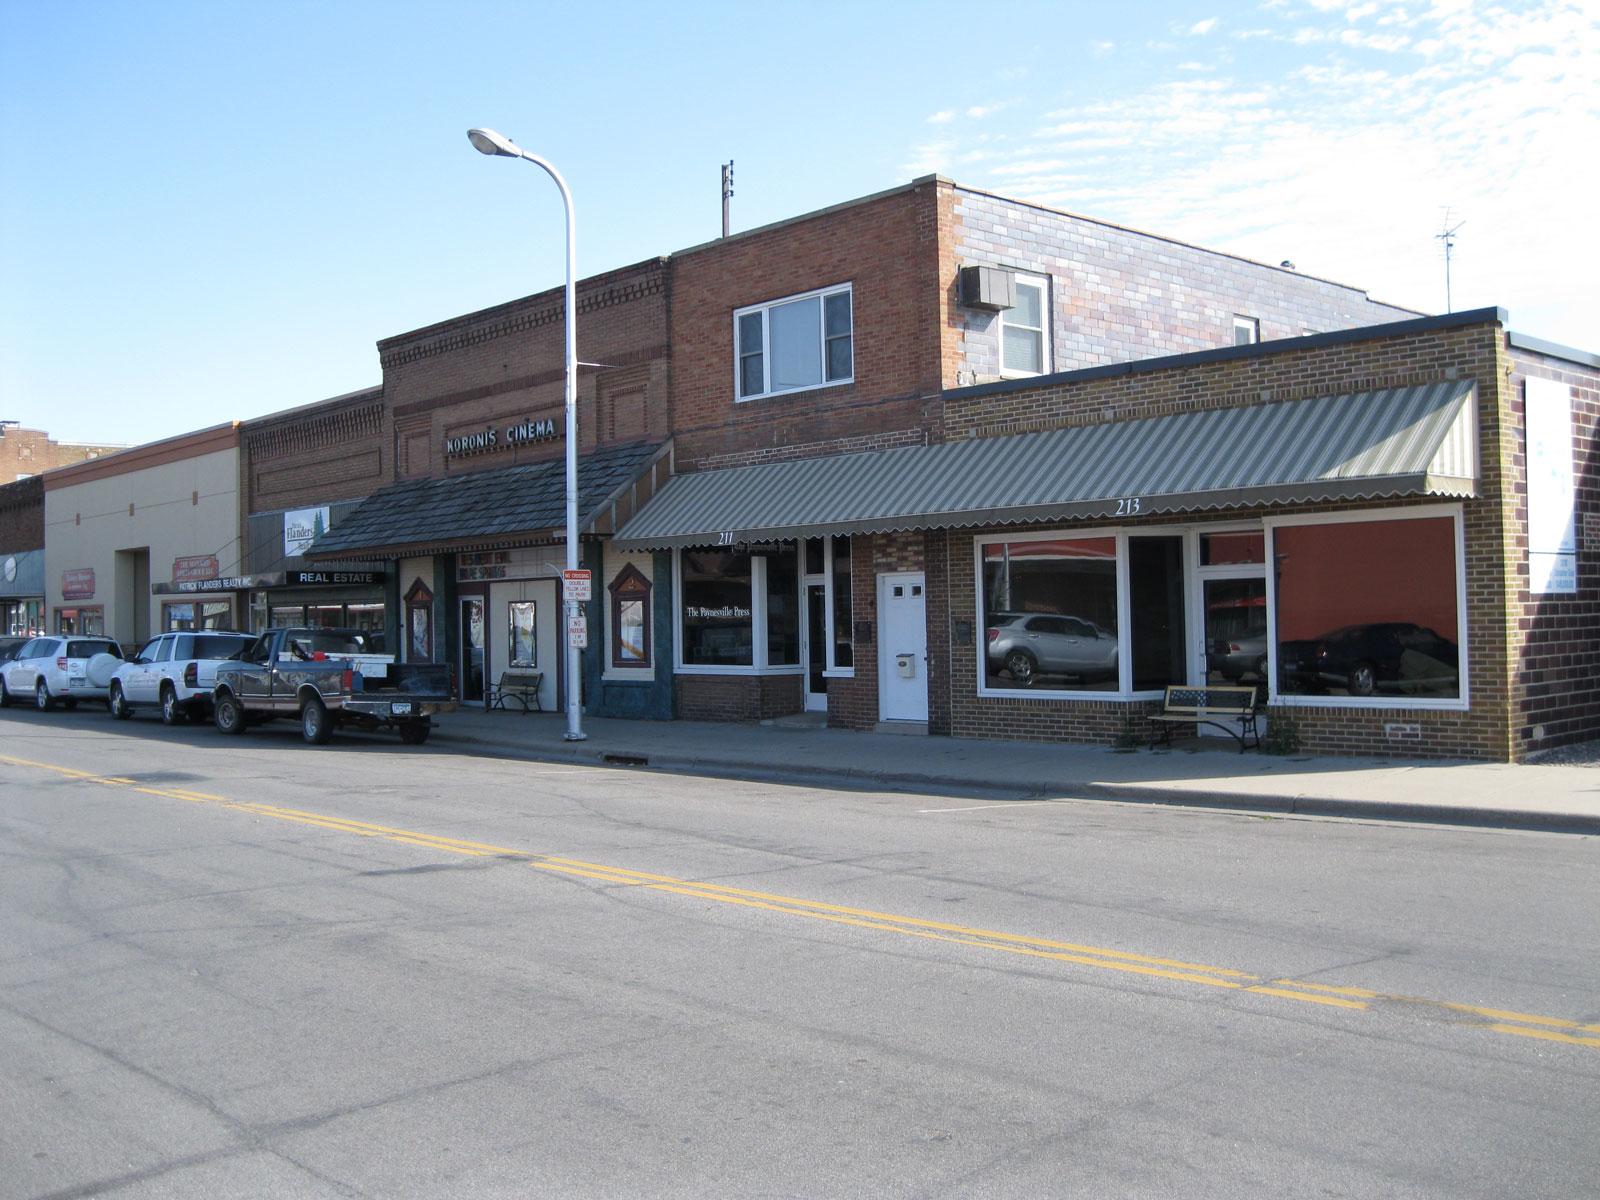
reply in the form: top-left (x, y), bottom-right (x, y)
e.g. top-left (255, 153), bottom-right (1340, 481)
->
top-left (212, 628), bottom-right (456, 745)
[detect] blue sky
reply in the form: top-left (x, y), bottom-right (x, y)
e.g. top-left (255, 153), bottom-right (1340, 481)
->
top-left (2, 0), bottom-right (1596, 446)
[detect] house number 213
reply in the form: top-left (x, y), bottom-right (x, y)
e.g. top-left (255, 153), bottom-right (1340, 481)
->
top-left (1114, 497), bottom-right (1143, 516)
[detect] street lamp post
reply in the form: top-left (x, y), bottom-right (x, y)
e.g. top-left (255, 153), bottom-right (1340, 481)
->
top-left (467, 127), bottom-right (585, 741)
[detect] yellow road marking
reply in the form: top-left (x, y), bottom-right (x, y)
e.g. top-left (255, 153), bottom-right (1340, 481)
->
top-left (1, 750), bottom-right (1592, 1049)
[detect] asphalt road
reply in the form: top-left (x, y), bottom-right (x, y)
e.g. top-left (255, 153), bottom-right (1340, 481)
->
top-left (2, 704), bottom-right (1596, 1199)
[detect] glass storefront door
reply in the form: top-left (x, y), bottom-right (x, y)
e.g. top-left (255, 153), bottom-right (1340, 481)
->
top-left (1201, 577), bottom-right (1268, 694)
top-left (804, 583), bottom-right (827, 711)
top-left (460, 595), bottom-right (486, 704)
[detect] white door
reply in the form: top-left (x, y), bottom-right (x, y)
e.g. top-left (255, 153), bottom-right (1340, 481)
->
top-left (877, 571), bottom-right (928, 723)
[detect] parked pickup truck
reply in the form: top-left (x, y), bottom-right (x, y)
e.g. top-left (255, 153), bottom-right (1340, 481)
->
top-left (211, 627), bottom-right (456, 745)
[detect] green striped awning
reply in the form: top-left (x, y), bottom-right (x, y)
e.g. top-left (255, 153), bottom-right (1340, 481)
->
top-left (613, 381), bottom-right (1477, 549)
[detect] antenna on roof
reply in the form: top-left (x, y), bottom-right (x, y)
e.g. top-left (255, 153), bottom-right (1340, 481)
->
top-left (1435, 209), bottom-right (1465, 312)
top-left (721, 160), bottom-right (734, 238)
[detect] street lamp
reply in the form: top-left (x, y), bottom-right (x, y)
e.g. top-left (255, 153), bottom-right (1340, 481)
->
top-left (468, 127), bottom-right (585, 741)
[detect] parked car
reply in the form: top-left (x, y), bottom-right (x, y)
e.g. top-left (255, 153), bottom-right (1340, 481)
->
top-left (212, 627), bottom-right (456, 744)
top-left (0, 636), bottom-right (31, 664)
top-left (108, 631), bottom-right (256, 724)
top-left (0, 635), bottom-right (124, 710)
top-left (1208, 627), bottom-right (1268, 682)
top-left (986, 612), bottom-right (1118, 687)
top-left (1278, 622), bottom-right (1459, 696)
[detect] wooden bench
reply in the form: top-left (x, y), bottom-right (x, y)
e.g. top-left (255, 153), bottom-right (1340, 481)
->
top-left (487, 669), bottom-right (543, 713)
top-left (1150, 685), bottom-right (1261, 752)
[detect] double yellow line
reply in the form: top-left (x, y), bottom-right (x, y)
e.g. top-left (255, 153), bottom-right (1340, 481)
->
top-left (4, 752), bottom-right (1597, 1051)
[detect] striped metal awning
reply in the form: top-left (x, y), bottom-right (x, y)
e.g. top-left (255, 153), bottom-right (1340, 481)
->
top-left (613, 381), bottom-right (1477, 549)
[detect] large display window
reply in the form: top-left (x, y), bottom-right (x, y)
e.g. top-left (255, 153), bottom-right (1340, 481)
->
top-left (677, 544), bottom-right (805, 673)
top-left (1270, 510), bottom-right (1464, 704)
top-left (981, 537), bottom-right (1119, 692)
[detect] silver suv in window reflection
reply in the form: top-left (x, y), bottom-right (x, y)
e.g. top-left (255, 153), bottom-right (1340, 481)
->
top-left (985, 613), bottom-right (1118, 687)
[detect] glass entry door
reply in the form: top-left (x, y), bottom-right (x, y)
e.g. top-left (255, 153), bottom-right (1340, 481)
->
top-left (804, 583), bottom-right (827, 711)
top-left (460, 595), bottom-right (486, 705)
top-left (1201, 577), bottom-right (1268, 695)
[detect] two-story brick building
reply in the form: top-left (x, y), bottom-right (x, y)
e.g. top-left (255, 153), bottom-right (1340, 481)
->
top-left (288, 172), bottom-right (1593, 760)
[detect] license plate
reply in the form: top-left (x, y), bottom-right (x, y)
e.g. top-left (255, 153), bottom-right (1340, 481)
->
top-left (390, 701), bottom-right (412, 717)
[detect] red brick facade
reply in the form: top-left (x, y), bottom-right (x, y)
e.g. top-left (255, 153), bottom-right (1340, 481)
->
top-left (0, 427), bottom-right (122, 486)
top-left (379, 258), bottom-right (670, 483)
top-left (242, 387), bottom-right (388, 516)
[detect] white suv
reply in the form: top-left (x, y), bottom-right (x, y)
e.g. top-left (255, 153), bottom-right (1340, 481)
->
top-left (0, 635), bottom-right (124, 710)
top-left (108, 631), bottom-right (255, 725)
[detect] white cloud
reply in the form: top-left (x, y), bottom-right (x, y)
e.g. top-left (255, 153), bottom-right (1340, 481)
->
top-left (1091, 39), bottom-right (1115, 57)
top-left (909, 0), bottom-right (1600, 344)
top-left (926, 110), bottom-right (956, 125)
top-left (967, 103), bottom-right (1006, 119)
top-left (1189, 18), bottom-right (1219, 35)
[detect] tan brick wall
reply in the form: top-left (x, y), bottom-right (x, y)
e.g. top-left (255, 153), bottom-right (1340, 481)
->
top-left (1506, 346), bottom-right (1600, 757)
top-left (927, 316), bottom-right (1524, 760)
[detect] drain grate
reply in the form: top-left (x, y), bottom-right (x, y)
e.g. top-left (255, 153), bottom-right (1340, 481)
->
top-left (602, 753), bottom-right (650, 767)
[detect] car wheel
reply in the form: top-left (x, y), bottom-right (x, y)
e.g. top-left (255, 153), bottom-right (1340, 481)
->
top-left (160, 685), bottom-right (188, 726)
top-left (35, 680), bottom-right (54, 711)
top-left (1347, 662), bottom-right (1377, 697)
top-left (301, 697), bottom-right (333, 745)
top-left (398, 721), bottom-right (431, 745)
top-left (109, 682), bottom-right (132, 720)
top-left (214, 692), bottom-right (246, 735)
top-left (1003, 650), bottom-right (1037, 687)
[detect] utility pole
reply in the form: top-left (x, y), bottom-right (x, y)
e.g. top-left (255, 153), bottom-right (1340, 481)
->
top-left (721, 160), bottom-right (734, 238)
top-left (1436, 210), bottom-right (1464, 312)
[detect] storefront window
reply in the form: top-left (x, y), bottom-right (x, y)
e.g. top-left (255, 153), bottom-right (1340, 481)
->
top-left (831, 535), bottom-right (853, 669)
top-left (163, 601), bottom-right (232, 631)
top-left (682, 550), bottom-right (753, 666)
top-left (56, 607), bottom-right (105, 636)
top-left (765, 550), bottom-right (799, 666)
top-left (404, 579), bottom-right (435, 662)
top-left (1129, 536), bottom-right (1186, 691)
top-left (1201, 531), bottom-right (1265, 566)
top-left (270, 605), bottom-right (305, 627)
top-left (1273, 514), bottom-right (1461, 700)
top-left (982, 538), bottom-right (1118, 691)
top-left (347, 602), bottom-right (385, 634)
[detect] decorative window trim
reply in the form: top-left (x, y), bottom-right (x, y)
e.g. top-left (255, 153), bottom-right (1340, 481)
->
top-left (733, 283), bottom-right (854, 403)
top-left (607, 563), bottom-right (653, 669)
top-left (999, 273), bottom-right (1050, 378)
top-left (403, 578), bottom-right (434, 663)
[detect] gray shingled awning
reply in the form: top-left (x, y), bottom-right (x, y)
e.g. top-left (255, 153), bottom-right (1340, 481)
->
top-left (614, 382), bottom-right (1478, 549)
top-left (305, 441), bottom-right (668, 559)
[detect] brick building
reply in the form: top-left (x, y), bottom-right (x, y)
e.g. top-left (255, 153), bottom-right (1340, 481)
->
top-left (0, 476), bottom-right (45, 635)
top-left (281, 173), bottom-right (1593, 759)
top-left (0, 424), bottom-right (122, 485)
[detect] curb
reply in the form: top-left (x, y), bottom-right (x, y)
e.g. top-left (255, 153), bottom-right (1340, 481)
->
top-left (427, 729), bottom-right (1600, 836)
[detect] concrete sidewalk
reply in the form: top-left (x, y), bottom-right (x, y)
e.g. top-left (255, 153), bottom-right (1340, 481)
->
top-left (426, 707), bottom-right (1600, 835)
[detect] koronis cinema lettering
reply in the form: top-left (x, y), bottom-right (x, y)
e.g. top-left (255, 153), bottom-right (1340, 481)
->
top-left (445, 417), bottom-right (558, 459)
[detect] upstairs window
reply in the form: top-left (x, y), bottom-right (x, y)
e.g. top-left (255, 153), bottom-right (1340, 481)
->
top-left (1000, 274), bottom-right (1049, 376)
top-left (1233, 315), bottom-right (1261, 345)
top-left (735, 284), bottom-right (853, 401)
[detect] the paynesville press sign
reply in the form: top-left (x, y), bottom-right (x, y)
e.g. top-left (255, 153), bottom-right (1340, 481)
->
top-left (445, 417), bottom-right (558, 458)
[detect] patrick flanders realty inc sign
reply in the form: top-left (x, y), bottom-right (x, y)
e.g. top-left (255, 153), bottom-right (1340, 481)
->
top-left (445, 417), bottom-right (558, 459)
top-left (284, 508), bottom-right (331, 557)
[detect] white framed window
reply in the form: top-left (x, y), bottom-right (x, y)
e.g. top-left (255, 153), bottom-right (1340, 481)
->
top-left (734, 284), bottom-right (853, 401)
top-left (1233, 315), bottom-right (1260, 346)
top-left (1264, 505), bottom-right (1468, 711)
top-left (1000, 274), bottom-right (1049, 376)
top-left (674, 545), bottom-right (804, 675)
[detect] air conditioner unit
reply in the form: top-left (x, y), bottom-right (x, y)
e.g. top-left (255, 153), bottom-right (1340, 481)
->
top-left (958, 265), bottom-right (1016, 312)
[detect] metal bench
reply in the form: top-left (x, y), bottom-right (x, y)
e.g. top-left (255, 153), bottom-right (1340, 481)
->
top-left (1150, 685), bottom-right (1261, 752)
top-left (487, 669), bottom-right (543, 713)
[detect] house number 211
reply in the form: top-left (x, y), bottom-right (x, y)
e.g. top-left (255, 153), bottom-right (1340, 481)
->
top-left (1114, 497), bottom-right (1143, 516)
